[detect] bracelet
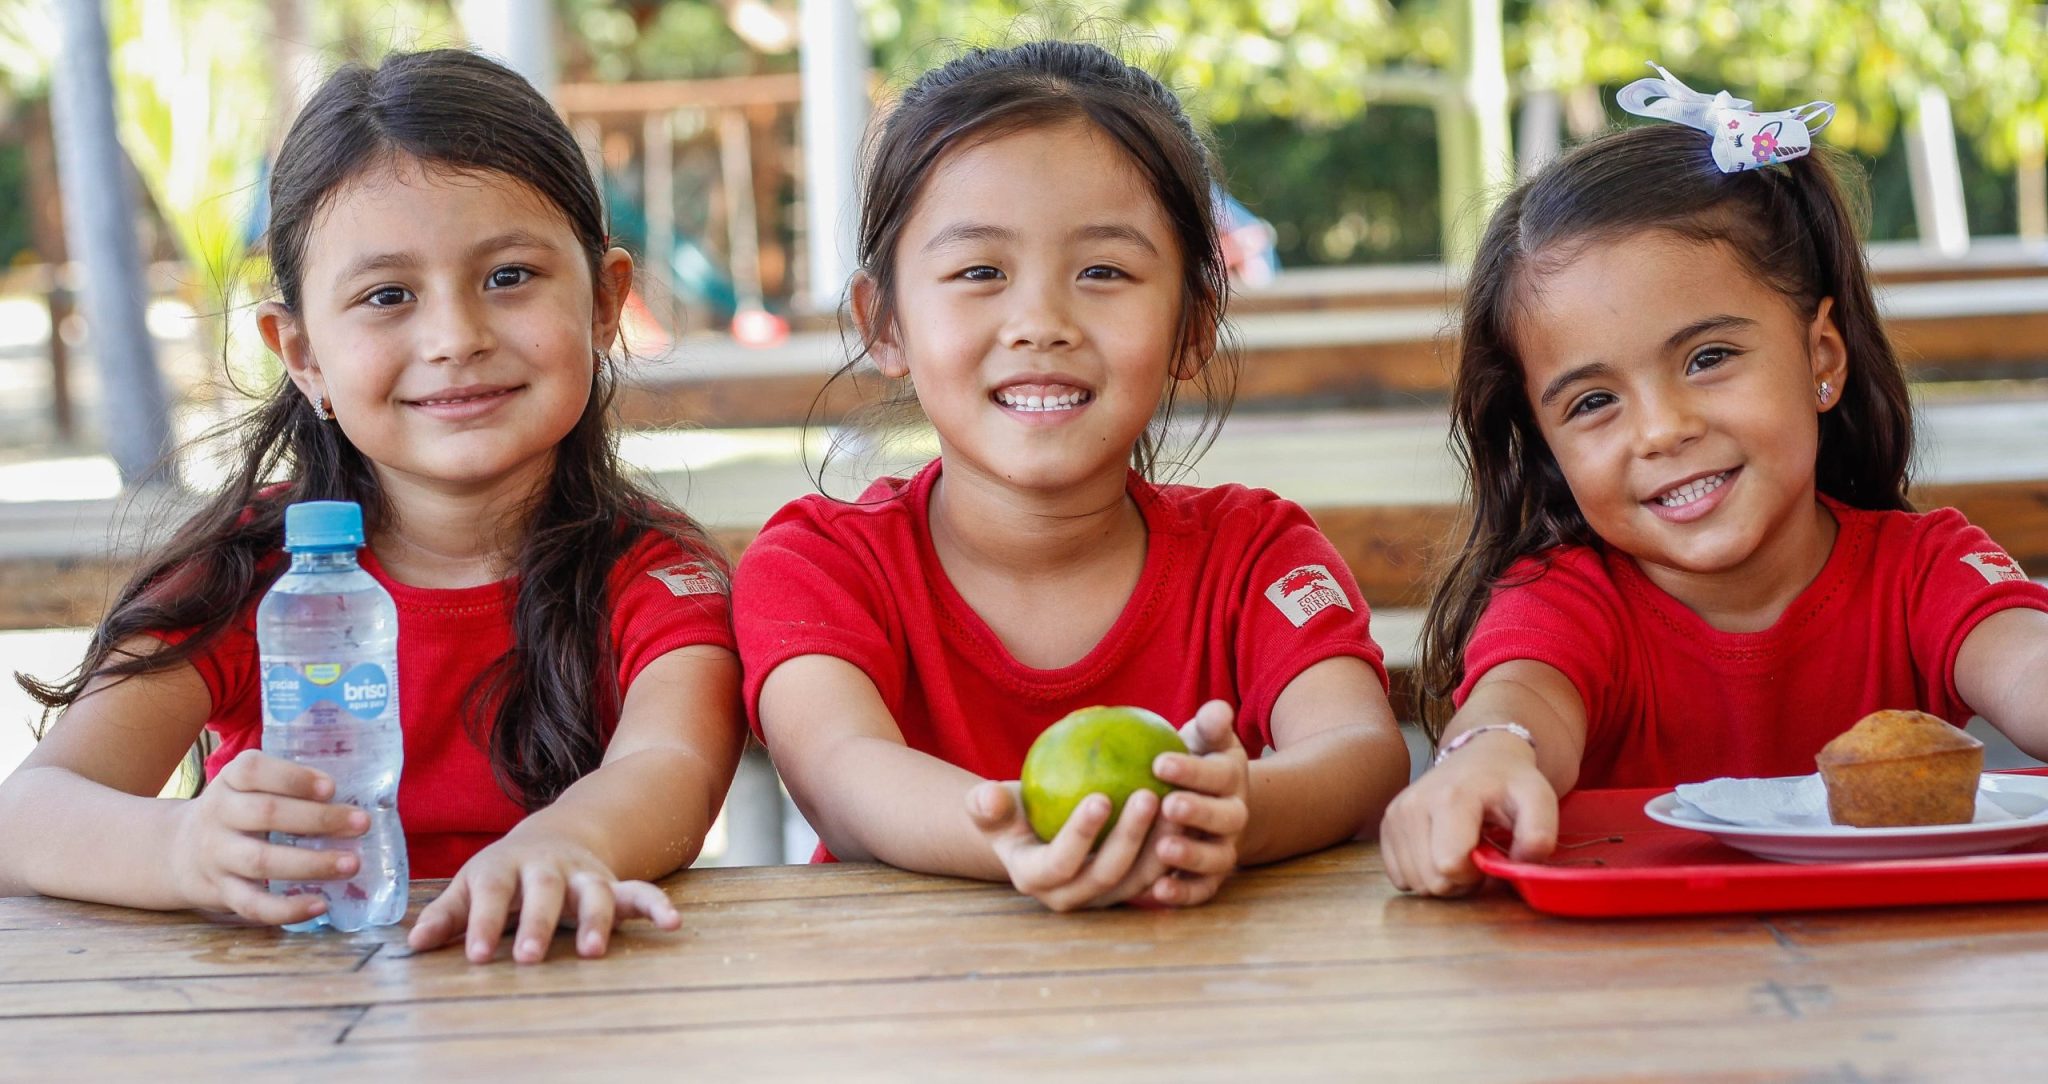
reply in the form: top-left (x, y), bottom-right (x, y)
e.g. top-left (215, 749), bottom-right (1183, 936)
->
top-left (1432, 722), bottom-right (1535, 768)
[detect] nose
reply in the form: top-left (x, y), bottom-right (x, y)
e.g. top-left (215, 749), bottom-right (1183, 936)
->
top-left (417, 289), bottom-right (496, 365)
top-left (1000, 274), bottom-right (1079, 352)
top-left (1631, 387), bottom-right (1706, 459)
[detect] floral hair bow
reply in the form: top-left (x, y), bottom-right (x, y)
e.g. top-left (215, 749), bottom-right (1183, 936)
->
top-left (1616, 62), bottom-right (1835, 173)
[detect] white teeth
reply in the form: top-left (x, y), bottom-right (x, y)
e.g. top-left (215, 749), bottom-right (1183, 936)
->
top-left (1656, 471), bottom-right (1731, 507)
top-left (995, 389), bottom-right (1090, 412)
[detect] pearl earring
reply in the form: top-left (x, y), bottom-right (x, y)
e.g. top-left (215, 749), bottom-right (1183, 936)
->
top-left (1816, 380), bottom-right (1833, 406)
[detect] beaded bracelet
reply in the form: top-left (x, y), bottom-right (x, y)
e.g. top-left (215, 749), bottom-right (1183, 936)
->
top-left (1432, 722), bottom-right (1535, 768)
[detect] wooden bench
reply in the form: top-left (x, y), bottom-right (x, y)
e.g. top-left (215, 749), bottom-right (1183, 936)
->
top-left (10, 397), bottom-right (2046, 716)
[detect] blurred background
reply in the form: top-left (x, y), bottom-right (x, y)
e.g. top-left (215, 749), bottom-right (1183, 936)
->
top-left (2, 1), bottom-right (2045, 863)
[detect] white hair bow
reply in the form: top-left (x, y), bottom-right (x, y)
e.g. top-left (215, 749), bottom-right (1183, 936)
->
top-left (1617, 63), bottom-right (1834, 174)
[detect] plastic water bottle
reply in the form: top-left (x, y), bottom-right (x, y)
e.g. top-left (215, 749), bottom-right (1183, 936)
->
top-left (258, 500), bottom-right (408, 932)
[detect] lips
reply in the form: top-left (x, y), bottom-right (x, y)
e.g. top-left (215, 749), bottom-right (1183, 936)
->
top-left (402, 383), bottom-right (523, 421)
top-left (404, 384), bottom-right (518, 407)
top-left (991, 377), bottom-right (1094, 415)
top-left (1651, 469), bottom-right (1733, 508)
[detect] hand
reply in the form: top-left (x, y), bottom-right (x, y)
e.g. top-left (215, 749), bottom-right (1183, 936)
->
top-left (1146, 700), bottom-right (1250, 907)
top-left (408, 834), bottom-right (681, 964)
top-left (166, 749), bottom-right (368, 925)
top-left (966, 780), bottom-right (1171, 912)
top-left (1378, 731), bottom-right (1558, 897)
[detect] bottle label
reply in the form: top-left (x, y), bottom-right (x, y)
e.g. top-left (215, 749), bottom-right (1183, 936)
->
top-left (263, 660), bottom-right (395, 724)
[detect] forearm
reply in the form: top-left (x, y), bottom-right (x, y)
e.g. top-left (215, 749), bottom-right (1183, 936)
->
top-left (1446, 672), bottom-right (1587, 797)
top-left (1239, 724), bottom-right (1410, 865)
top-left (786, 735), bottom-right (1006, 881)
top-left (509, 747), bottom-right (730, 882)
top-left (0, 766), bottom-right (191, 908)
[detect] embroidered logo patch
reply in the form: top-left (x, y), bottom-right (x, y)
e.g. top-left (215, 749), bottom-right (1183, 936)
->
top-left (1264, 563), bottom-right (1354, 628)
top-left (1961, 551), bottom-right (2028, 584)
top-left (648, 562), bottom-right (721, 597)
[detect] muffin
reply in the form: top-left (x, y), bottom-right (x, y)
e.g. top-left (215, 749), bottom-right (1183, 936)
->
top-left (1816, 710), bottom-right (1983, 827)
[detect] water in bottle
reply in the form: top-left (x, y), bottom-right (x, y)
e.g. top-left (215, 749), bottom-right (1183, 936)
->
top-left (258, 500), bottom-right (408, 932)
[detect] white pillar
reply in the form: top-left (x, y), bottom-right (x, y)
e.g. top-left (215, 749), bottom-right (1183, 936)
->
top-left (1437, 0), bottom-right (1512, 264)
top-left (52, 0), bottom-right (176, 488)
top-left (798, 0), bottom-right (869, 313)
top-left (459, 0), bottom-right (556, 99)
top-left (1905, 88), bottom-right (1970, 257)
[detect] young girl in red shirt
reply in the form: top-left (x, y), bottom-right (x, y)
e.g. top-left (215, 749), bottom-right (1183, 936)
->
top-left (734, 41), bottom-right (1410, 911)
top-left (1380, 69), bottom-right (2048, 896)
top-left (0, 51), bottom-right (744, 961)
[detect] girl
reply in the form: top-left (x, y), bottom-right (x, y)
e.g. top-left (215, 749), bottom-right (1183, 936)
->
top-left (0, 50), bottom-right (745, 961)
top-left (734, 41), bottom-right (1410, 911)
top-left (1380, 78), bottom-right (2048, 897)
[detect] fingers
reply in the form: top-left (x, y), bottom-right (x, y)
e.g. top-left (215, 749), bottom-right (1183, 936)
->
top-left (612, 880), bottom-right (680, 932)
top-left (1157, 786), bottom-right (1249, 837)
top-left (220, 875), bottom-right (330, 926)
top-left (1156, 825), bottom-right (1236, 878)
top-left (1424, 802), bottom-right (1486, 897)
top-left (463, 869), bottom-right (519, 963)
top-left (1067, 789), bottom-right (1159, 908)
top-left (1026, 794), bottom-right (1113, 896)
top-left (216, 750), bottom-right (335, 802)
top-left (1178, 701), bottom-right (1240, 756)
top-left (1504, 776), bottom-right (1560, 862)
top-left (222, 834), bottom-right (358, 884)
top-left (966, 780), bottom-right (1024, 835)
top-left (511, 866), bottom-right (568, 965)
top-left (409, 877), bottom-right (471, 952)
top-left (217, 792), bottom-right (368, 839)
top-left (1150, 869), bottom-right (1226, 909)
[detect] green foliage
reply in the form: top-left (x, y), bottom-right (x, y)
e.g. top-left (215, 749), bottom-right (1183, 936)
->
top-left (1515, 1), bottom-right (2048, 167)
top-left (860, 0), bottom-right (1413, 123)
top-left (1215, 105), bottom-right (1442, 264)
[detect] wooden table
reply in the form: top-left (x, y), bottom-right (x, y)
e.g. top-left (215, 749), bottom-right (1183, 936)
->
top-left (5, 843), bottom-right (2045, 1079)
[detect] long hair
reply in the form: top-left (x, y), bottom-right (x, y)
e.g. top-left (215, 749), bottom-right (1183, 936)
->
top-left (21, 49), bottom-right (724, 809)
top-left (818, 39), bottom-right (1239, 484)
top-left (1418, 122), bottom-right (1915, 739)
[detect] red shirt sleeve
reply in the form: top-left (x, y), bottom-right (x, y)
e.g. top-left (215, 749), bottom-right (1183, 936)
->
top-left (732, 498), bottom-right (906, 740)
top-left (1904, 507), bottom-right (2048, 706)
top-left (1227, 497), bottom-right (1387, 752)
top-left (1455, 549), bottom-right (1625, 732)
top-left (605, 531), bottom-right (737, 693)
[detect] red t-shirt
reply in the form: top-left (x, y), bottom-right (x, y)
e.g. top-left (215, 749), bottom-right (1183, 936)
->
top-left (182, 531), bottom-right (733, 877)
top-left (734, 461), bottom-right (1387, 860)
top-left (1456, 499), bottom-right (2048, 789)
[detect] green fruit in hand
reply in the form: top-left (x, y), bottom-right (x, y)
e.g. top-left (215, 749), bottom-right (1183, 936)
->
top-left (1020, 705), bottom-right (1187, 845)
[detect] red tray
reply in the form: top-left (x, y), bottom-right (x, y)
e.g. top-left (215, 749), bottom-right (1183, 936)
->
top-left (1471, 768), bottom-right (2048, 917)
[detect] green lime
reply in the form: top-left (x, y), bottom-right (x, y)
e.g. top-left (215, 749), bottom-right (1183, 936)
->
top-left (1020, 705), bottom-right (1187, 845)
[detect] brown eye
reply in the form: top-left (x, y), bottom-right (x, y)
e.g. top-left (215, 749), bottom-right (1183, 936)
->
top-left (488, 266), bottom-right (534, 289)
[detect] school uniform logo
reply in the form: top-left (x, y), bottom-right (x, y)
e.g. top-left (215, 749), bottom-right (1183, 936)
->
top-left (1960, 551), bottom-right (2029, 584)
top-left (1264, 564), bottom-right (1353, 628)
top-left (648, 562), bottom-right (721, 597)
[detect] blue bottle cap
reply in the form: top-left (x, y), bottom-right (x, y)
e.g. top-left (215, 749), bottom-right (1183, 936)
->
top-left (283, 501), bottom-right (365, 551)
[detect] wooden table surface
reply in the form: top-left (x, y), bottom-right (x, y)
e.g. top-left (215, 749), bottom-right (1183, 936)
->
top-left (5, 843), bottom-right (2046, 1080)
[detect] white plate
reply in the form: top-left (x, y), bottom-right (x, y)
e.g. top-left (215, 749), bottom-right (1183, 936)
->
top-left (1644, 774), bottom-right (2048, 863)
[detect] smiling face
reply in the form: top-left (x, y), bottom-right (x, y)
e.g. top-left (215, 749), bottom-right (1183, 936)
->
top-left (1513, 230), bottom-right (1849, 593)
top-left (857, 120), bottom-right (1193, 497)
top-left (260, 156), bottom-right (629, 501)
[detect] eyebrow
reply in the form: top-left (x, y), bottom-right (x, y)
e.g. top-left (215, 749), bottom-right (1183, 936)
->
top-left (919, 222), bottom-right (1160, 256)
top-left (332, 230), bottom-right (563, 286)
top-left (1536, 314), bottom-right (1760, 407)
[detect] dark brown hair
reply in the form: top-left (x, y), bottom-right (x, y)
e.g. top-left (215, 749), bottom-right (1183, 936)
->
top-left (821, 39), bottom-right (1238, 482)
top-left (1418, 122), bottom-right (1915, 739)
top-left (21, 49), bottom-right (724, 809)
